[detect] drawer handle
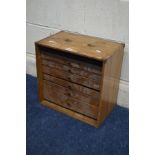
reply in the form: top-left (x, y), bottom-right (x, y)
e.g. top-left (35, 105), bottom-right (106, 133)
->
top-left (68, 76), bottom-right (72, 81)
top-left (68, 85), bottom-right (72, 89)
top-left (65, 99), bottom-right (71, 106)
top-left (66, 102), bottom-right (71, 106)
top-left (68, 69), bottom-right (72, 73)
top-left (67, 62), bottom-right (71, 66)
top-left (66, 92), bottom-right (71, 96)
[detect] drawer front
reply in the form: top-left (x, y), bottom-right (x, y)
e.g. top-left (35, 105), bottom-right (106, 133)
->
top-left (42, 59), bottom-right (101, 81)
top-left (41, 50), bottom-right (102, 75)
top-left (42, 65), bottom-right (100, 90)
top-left (43, 74), bottom-right (100, 99)
top-left (43, 80), bottom-right (98, 119)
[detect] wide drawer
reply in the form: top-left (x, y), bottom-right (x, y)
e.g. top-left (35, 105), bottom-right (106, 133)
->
top-left (43, 74), bottom-right (100, 99)
top-left (43, 80), bottom-right (98, 119)
top-left (42, 65), bottom-right (100, 90)
top-left (42, 59), bottom-right (101, 81)
top-left (40, 48), bottom-right (102, 75)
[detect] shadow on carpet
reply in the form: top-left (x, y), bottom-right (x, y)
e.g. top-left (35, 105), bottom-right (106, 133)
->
top-left (26, 74), bottom-right (129, 155)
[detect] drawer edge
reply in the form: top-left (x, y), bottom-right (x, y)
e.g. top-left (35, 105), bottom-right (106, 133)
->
top-left (41, 100), bottom-right (98, 127)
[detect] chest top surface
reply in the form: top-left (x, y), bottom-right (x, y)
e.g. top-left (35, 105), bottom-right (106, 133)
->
top-left (36, 31), bottom-right (124, 61)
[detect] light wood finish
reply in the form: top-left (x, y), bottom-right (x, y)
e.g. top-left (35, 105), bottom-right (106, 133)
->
top-left (40, 48), bottom-right (102, 75)
top-left (35, 31), bottom-right (124, 127)
top-left (43, 80), bottom-right (98, 119)
top-left (43, 74), bottom-right (99, 98)
top-left (35, 44), bottom-right (44, 102)
top-left (37, 31), bottom-right (124, 61)
top-left (42, 100), bottom-right (98, 127)
top-left (42, 59), bottom-right (101, 81)
top-left (96, 46), bottom-right (124, 127)
top-left (42, 65), bottom-right (100, 90)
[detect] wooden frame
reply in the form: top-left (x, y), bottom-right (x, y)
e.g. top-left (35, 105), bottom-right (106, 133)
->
top-left (35, 31), bottom-right (124, 128)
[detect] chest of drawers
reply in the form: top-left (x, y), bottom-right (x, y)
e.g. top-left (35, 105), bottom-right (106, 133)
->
top-left (35, 31), bottom-right (124, 127)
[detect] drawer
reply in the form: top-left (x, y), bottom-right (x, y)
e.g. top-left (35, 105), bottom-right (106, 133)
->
top-left (42, 65), bottom-right (100, 90)
top-left (43, 80), bottom-right (98, 119)
top-left (40, 48), bottom-right (102, 75)
top-left (43, 74), bottom-right (100, 98)
top-left (42, 59), bottom-right (101, 81)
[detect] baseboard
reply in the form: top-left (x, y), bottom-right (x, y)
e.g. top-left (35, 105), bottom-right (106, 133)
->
top-left (26, 53), bottom-right (129, 108)
top-left (117, 80), bottom-right (129, 108)
top-left (26, 53), bottom-right (37, 77)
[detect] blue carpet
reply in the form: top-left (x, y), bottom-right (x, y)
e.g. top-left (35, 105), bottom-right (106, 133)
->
top-left (26, 74), bottom-right (129, 155)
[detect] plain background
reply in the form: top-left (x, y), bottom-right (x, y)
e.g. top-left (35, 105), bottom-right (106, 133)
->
top-left (0, 0), bottom-right (155, 155)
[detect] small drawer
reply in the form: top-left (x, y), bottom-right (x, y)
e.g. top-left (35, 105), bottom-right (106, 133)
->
top-left (42, 59), bottom-right (101, 81)
top-left (43, 74), bottom-right (100, 98)
top-left (43, 80), bottom-right (98, 119)
top-left (42, 65), bottom-right (100, 90)
top-left (40, 47), bottom-right (102, 75)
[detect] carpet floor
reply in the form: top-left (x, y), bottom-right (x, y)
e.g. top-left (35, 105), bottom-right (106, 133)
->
top-left (26, 74), bottom-right (129, 155)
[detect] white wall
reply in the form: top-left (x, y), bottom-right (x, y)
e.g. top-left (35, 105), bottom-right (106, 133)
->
top-left (26, 0), bottom-right (129, 107)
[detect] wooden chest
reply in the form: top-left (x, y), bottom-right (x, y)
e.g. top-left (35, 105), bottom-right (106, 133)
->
top-left (35, 31), bottom-right (124, 127)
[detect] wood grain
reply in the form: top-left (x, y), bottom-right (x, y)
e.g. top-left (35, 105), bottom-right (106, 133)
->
top-left (35, 31), bottom-right (124, 127)
top-left (41, 100), bottom-right (98, 127)
top-left (36, 31), bottom-right (124, 61)
top-left (96, 46), bottom-right (124, 127)
top-left (41, 48), bottom-right (102, 75)
top-left (35, 43), bottom-right (44, 102)
top-left (42, 65), bottom-right (101, 90)
top-left (43, 74), bottom-right (99, 98)
top-left (43, 80), bottom-right (98, 119)
top-left (42, 59), bottom-right (101, 81)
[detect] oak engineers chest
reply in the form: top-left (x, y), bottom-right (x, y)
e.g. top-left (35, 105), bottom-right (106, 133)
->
top-left (35, 31), bottom-right (124, 127)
